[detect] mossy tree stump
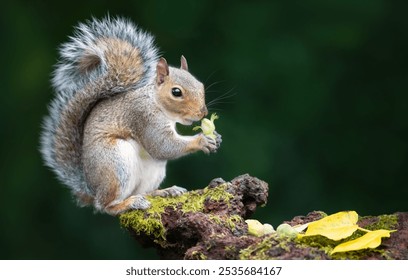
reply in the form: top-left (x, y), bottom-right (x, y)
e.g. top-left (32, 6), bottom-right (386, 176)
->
top-left (119, 174), bottom-right (408, 259)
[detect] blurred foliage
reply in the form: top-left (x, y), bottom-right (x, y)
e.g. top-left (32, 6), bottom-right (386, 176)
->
top-left (0, 0), bottom-right (407, 259)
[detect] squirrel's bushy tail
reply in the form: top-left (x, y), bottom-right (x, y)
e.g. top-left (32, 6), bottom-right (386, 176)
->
top-left (40, 16), bottom-right (159, 196)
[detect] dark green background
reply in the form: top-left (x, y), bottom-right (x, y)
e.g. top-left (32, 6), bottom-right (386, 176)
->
top-left (1, 0), bottom-right (407, 259)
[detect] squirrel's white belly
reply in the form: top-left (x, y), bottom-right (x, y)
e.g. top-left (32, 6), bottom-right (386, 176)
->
top-left (116, 138), bottom-right (166, 200)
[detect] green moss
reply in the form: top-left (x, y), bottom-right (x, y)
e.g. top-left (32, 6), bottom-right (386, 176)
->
top-left (295, 235), bottom-right (337, 256)
top-left (239, 234), bottom-right (281, 260)
top-left (225, 245), bottom-right (237, 253)
top-left (226, 215), bottom-right (242, 231)
top-left (296, 229), bottom-right (369, 259)
top-left (118, 195), bottom-right (170, 245)
top-left (119, 184), bottom-right (234, 245)
top-left (209, 214), bottom-right (223, 225)
top-left (180, 183), bottom-right (234, 213)
top-left (189, 251), bottom-right (208, 260)
top-left (362, 214), bottom-right (398, 231)
top-left (209, 214), bottom-right (242, 232)
top-left (276, 236), bottom-right (293, 252)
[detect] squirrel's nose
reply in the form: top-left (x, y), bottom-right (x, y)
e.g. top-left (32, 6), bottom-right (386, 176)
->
top-left (201, 106), bottom-right (208, 118)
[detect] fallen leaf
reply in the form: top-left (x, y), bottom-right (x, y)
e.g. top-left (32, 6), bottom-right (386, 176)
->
top-left (331, 229), bottom-right (394, 254)
top-left (293, 222), bottom-right (310, 233)
top-left (300, 211), bottom-right (359, 241)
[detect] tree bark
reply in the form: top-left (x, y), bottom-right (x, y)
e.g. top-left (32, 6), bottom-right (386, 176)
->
top-left (119, 174), bottom-right (407, 260)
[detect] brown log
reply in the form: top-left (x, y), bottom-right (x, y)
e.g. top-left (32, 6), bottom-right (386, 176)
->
top-left (119, 174), bottom-right (407, 260)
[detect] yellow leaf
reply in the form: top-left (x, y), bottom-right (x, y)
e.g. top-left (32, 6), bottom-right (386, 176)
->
top-left (331, 229), bottom-right (394, 254)
top-left (293, 222), bottom-right (310, 233)
top-left (301, 211), bottom-right (359, 241)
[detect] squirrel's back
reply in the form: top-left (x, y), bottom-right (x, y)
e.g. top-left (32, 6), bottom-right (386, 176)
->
top-left (40, 17), bottom-right (159, 195)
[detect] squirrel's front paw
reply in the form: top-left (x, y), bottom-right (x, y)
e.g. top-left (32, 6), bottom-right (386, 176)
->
top-left (214, 131), bottom-right (222, 148)
top-left (200, 132), bottom-right (221, 154)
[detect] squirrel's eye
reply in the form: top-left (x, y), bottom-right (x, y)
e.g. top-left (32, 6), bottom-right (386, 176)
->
top-left (171, 87), bottom-right (183, 97)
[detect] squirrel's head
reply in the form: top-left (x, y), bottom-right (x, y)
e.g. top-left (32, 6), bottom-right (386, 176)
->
top-left (155, 56), bottom-right (207, 125)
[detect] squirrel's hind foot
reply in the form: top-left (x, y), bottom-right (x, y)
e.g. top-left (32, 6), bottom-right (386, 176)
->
top-left (150, 186), bottom-right (187, 197)
top-left (104, 194), bottom-right (151, 215)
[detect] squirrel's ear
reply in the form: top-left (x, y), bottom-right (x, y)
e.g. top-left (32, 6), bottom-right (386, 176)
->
top-left (156, 57), bottom-right (169, 85)
top-left (180, 55), bottom-right (188, 71)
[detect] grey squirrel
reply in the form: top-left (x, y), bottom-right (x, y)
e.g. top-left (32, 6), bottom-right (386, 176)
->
top-left (40, 17), bottom-right (222, 215)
